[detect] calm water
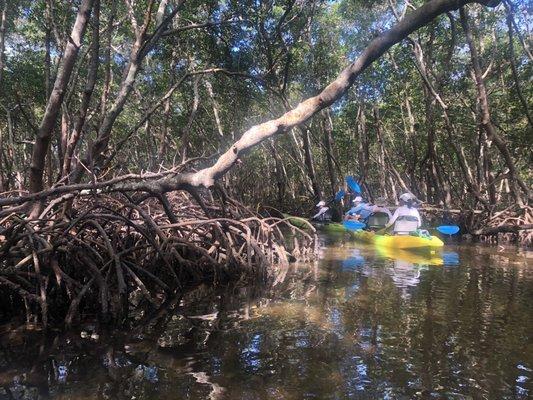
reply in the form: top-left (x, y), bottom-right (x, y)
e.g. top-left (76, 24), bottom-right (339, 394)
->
top-left (0, 238), bottom-right (532, 399)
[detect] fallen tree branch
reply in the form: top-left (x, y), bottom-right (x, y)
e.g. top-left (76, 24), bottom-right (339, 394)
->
top-left (420, 206), bottom-right (484, 214)
top-left (472, 224), bottom-right (533, 236)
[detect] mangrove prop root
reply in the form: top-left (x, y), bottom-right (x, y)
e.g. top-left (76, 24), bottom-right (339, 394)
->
top-left (469, 205), bottom-right (533, 246)
top-left (0, 191), bottom-right (317, 327)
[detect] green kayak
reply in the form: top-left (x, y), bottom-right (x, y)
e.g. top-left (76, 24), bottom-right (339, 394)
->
top-left (283, 214), bottom-right (346, 234)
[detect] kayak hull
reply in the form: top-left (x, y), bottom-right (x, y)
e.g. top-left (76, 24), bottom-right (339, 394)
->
top-left (283, 214), bottom-right (346, 234)
top-left (352, 231), bottom-right (444, 249)
top-left (376, 246), bottom-right (444, 265)
top-left (283, 215), bottom-right (444, 250)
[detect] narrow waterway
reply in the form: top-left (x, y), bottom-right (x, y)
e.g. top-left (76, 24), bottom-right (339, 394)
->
top-left (1, 238), bottom-right (532, 399)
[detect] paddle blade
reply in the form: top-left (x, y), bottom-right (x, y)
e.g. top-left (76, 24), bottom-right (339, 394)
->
top-left (346, 176), bottom-right (362, 194)
top-left (343, 220), bottom-right (366, 231)
top-left (437, 225), bottom-right (460, 235)
top-left (334, 189), bottom-right (345, 202)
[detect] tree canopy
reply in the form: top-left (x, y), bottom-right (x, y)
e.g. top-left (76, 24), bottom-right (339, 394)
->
top-left (0, 0), bottom-right (530, 212)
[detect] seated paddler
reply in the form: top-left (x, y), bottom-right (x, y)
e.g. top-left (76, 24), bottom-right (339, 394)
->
top-left (312, 200), bottom-right (332, 222)
top-left (345, 196), bottom-right (373, 222)
top-left (379, 192), bottom-right (422, 234)
top-left (366, 197), bottom-right (392, 230)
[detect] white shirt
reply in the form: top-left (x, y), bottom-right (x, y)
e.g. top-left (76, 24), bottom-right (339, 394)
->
top-left (387, 206), bottom-right (421, 227)
top-left (312, 206), bottom-right (330, 220)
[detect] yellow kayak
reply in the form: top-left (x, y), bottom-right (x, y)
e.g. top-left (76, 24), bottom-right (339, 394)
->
top-left (376, 246), bottom-right (443, 265)
top-left (283, 214), bottom-right (444, 250)
top-left (351, 230), bottom-right (444, 250)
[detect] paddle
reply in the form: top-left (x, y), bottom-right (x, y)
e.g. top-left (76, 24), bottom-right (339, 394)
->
top-left (346, 176), bottom-right (362, 194)
top-left (436, 225), bottom-right (460, 235)
top-left (334, 188), bottom-right (345, 202)
top-left (343, 220), bottom-right (366, 231)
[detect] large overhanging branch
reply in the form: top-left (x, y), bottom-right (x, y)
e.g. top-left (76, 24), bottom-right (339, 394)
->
top-left (135, 0), bottom-right (501, 191)
top-left (1, 0), bottom-right (500, 209)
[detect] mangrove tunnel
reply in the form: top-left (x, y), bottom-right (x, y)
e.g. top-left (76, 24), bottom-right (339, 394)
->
top-left (0, 0), bottom-right (531, 397)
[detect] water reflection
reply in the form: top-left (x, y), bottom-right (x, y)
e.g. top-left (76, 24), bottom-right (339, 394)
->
top-left (0, 243), bottom-right (531, 399)
top-left (442, 251), bottom-right (460, 266)
top-left (340, 245), bottom-right (461, 296)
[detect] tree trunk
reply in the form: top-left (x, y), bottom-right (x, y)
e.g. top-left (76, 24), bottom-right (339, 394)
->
top-left (504, 1), bottom-right (533, 62)
top-left (28, 0), bottom-right (94, 213)
top-left (0, 0), bottom-right (6, 191)
top-left (179, 75), bottom-right (200, 162)
top-left (62, 0), bottom-right (100, 179)
top-left (505, 6), bottom-right (533, 128)
top-left (0, 0), bottom-right (5, 89)
top-left (99, 0), bottom-right (117, 117)
top-left (72, 1), bottom-right (183, 183)
top-left (403, 19), bottom-right (488, 207)
top-left (268, 142), bottom-right (286, 207)
top-left (460, 6), bottom-right (529, 206)
top-left (204, 79), bottom-right (224, 138)
top-left (323, 110), bottom-right (338, 197)
top-left (373, 107), bottom-right (389, 199)
top-left (301, 127), bottom-right (322, 200)
top-left (0, 126), bottom-right (4, 191)
top-left (357, 105), bottom-right (369, 186)
top-left (158, 96), bottom-right (172, 162)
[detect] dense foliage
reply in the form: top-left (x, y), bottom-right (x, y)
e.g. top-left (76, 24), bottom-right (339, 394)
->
top-left (0, 0), bottom-right (530, 212)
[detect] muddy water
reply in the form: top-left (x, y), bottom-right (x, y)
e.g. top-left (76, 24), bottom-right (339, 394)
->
top-left (0, 239), bottom-right (532, 399)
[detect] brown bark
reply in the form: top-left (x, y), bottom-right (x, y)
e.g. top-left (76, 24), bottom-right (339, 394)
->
top-left (402, 94), bottom-right (419, 183)
top-left (357, 105), bottom-right (369, 186)
top-left (62, 0), bottom-right (100, 179)
top-left (323, 110), bottom-right (338, 196)
top-left (373, 107), bottom-right (389, 198)
top-left (376, 118), bottom-right (411, 194)
top-left (44, 1), bottom-right (52, 98)
top-left (460, 6), bottom-right (529, 206)
top-left (301, 127), bottom-right (322, 199)
top-left (158, 96), bottom-right (172, 161)
top-left (0, 0), bottom-right (6, 191)
top-left (204, 79), bottom-right (224, 138)
top-left (99, 0), bottom-right (117, 117)
top-left (72, 0), bottom-right (184, 183)
top-left (179, 75), bottom-right (200, 162)
top-left (0, 0), bottom-right (6, 89)
top-left (503, 0), bottom-right (533, 62)
top-left (505, 6), bottom-right (533, 128)
top-left (268, 142), bottom-right (287, 206)
top-left (28, 0), bottom-right (94, 207)
top-left (0, 104), bottom-right (16, 191)
top-left (472, 224), bottom-right (532, 236)
top-left (0, 128), bottom-right (3, 191)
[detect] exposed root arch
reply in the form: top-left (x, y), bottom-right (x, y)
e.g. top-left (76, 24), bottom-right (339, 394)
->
top-left (0, 191), bottom-right (317, 328)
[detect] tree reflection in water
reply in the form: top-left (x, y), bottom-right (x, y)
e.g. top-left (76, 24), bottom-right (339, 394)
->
top-left (0, 243), bottom-right (531, 399)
